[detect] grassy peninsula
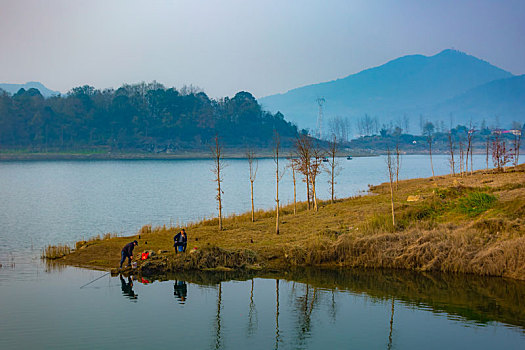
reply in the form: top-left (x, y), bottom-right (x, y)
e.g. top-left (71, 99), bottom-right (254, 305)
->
top-left (52, 164), bottom-right (525, 280)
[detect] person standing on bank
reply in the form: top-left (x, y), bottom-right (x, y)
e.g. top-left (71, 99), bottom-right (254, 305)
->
top-left (173, 229), bottom-right (187, 253)
top-left (120, 240), bottom-right (138, 268)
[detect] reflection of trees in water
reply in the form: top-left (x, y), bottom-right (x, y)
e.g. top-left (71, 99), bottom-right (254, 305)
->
top-left (275, 279), bottom-right (280, 350)
top-left (387, 297), bottom-right (395, 350)
top-left (247, 279), bottom-right (258, 337)
top-left (330, 289), bottom-right (337, 323)
top-left (268, 268), bottom-right (525, 330)
top-left (167, 268), bottom-right (525, 333)
top-left (290, 282), bottom-right (319, 347)
top-left (213, 282), bottom-right (222, 350)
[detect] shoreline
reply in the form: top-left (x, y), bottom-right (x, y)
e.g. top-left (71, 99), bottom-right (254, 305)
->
top-left (0, 150), bottom-right (480, 161)
top-left (50, 164), bottom-right (525, 280)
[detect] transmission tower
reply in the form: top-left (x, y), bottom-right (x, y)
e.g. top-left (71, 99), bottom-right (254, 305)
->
top-left (316, 97), bottom-right (325, 139)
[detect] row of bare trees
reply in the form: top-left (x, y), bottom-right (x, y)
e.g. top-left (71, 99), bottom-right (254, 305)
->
top-left (210, 133), bottom-right (342, 233)
top-left (443, 125), bottom-right (522, 176)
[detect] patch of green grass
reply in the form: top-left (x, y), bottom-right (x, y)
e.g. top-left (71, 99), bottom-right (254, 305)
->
top-left (456, 192), bottom-right (497, 217)
top-left (434, 185), bottom-right (474, 199)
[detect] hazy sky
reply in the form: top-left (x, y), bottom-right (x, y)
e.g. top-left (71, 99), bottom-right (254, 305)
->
top-left (1, 0), bottom-right (524, 98)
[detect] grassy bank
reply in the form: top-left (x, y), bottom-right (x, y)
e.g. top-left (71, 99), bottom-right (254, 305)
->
top-left (52, 164), bottom-right (525, 280)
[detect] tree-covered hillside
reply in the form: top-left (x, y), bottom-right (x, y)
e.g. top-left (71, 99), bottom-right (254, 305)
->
top-left (0, 82), bottom-right (298, 152)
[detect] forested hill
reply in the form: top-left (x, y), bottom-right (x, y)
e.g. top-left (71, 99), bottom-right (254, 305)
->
top-left (0, 83), bottom-right (299, 152)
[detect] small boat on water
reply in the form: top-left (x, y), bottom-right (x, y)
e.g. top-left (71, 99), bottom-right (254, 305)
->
top-left (346, 155), bottom-right (353, 160)
top-left (322, 157), bottom-right (329, 162)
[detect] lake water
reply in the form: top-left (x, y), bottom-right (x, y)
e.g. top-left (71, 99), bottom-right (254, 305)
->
top-left (1, 155), bottom-right (524, 349)
top-left (1, 263), bottom-right (524, 349)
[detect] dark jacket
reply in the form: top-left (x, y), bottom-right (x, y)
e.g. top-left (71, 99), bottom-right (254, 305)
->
top-left (173, 232), bottom-right (187, 246)
top-left (122, 242), bottom-right (136, 256)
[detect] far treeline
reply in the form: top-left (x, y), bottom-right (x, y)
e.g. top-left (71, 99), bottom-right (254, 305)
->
top-left (327, 114), bottom-right (524, 155)
top-left (0, 82), bottom-right (299, 152)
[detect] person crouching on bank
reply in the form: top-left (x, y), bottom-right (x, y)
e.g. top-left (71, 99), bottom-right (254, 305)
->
top-left (120, 240), bottom-right (138, 268)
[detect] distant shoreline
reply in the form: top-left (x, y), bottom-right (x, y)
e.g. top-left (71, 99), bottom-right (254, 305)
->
top-left (0, 151), bottom-right (272, 161)
top-left (0, 150), bottom-right (477, 161)
top-left (0, 150), bottom-right (376, 161)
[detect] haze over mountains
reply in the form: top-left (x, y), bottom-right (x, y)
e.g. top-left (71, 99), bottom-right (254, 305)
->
top-left (259, 50), bottom-right (524, 133)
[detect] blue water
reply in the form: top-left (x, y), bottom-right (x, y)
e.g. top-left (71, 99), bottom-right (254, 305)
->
top-left (1, 264), bottom-right (524, 349)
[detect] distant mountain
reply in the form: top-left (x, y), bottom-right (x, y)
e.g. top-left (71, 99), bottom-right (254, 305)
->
top-left (259, 50), bottom-right (516, 132)
top-left (432, 75), bottom-right (525, 124)
top-left (0, 82), bottom-right (60, 98)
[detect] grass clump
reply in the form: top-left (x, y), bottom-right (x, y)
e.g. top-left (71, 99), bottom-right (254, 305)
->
top-left (169, 246), bottom-right (259, 270)
top-left (361, 213), bottom-right (395, 234)
top-left (456, 192), bottom-right (497, 217)
top-left (140, 225), bottom-right (152, 234)
top-left (434, 185), bottom-right (472, 199)
top-left (42, 245), bottom-right (71, 259)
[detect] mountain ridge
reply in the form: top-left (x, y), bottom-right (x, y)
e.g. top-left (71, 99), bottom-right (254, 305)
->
top-left (0, 81), bottom-right (60, 98)
top-left (259, 49), bottom-right (519, 132)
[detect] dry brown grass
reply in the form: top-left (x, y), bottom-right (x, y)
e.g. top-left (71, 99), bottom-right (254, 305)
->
top-left (42, 244), bottom-right (71, 259)
top-left (57, 164), bottom-right (525, 280)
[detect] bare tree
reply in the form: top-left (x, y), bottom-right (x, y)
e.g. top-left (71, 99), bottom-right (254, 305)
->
top-left (511, 122), bottom-right (523, 166)
top-left (274, 132), bottom-right (285, 234)
top-left (328, 116), bottom-right (351, 143)
top-left (447, 131), bottom-right (456, 176)
top-left (386, 147), bottom-right (397, 227)
top-left (358, 114), bottom-right (377, 136)
top-left (395, 138), bottom-right (401, 189)
top-left (459, 141), bottom-right (465, 177)
top-left (288, 155), bottom-right (299, 215)
top-left (294, 135), bottom-right (313, 210)
top-left (470, 134), bottom-right (474, 175)
top-left (492, 131), bottom-right (512, 172)
top-left (485, 134), bottom-right (491, 172)
top-left (403, 114), bottom-right (410, 133)
top-left (246, 149), bottom-right (258, 222)
top-left (326, 135), bottom-right (341, 203)
top-left (423, 122), bottom-right (435, 181)
top-left (211, 135), bottom-right (225, 231)
top-left (465, 124), bottom-right (475, 175)
top-left (309, 143), bottom-right (325, 212)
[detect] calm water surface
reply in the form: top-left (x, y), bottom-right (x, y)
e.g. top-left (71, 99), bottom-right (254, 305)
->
top-left (1, 263), bottom-right (524, 349)
top-left (1, 155), bottom-right (524, 349)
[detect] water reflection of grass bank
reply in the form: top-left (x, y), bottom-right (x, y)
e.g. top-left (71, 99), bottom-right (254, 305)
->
top-left (54, 164), bottom-right (525, 280)
top-left (147, 268), bottom-right (525, 330)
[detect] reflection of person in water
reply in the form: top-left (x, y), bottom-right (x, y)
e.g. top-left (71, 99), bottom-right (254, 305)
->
top-left (120, 275), bottom-right (138, 300)
top-left (173, 280), bottom-right (187, 303)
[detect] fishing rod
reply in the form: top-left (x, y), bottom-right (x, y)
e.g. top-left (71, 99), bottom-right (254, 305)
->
top-left (80, 271), bottom-right (111, 289)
